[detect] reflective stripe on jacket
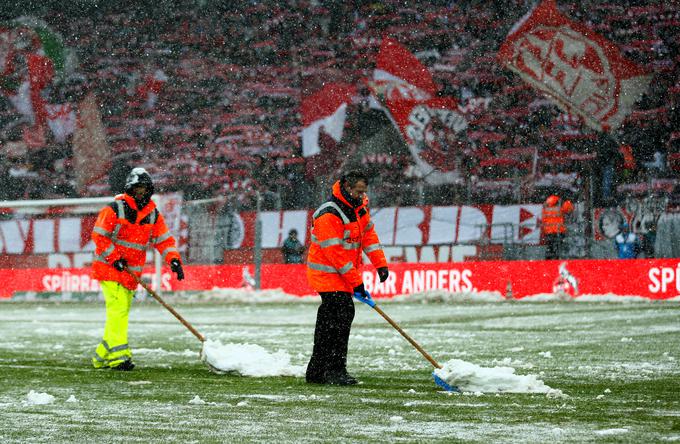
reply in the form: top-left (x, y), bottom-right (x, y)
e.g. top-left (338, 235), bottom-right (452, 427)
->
top-left (306, 181), bottom-right (387, 293)
top-left (92, 193), bottom-right (181, 290)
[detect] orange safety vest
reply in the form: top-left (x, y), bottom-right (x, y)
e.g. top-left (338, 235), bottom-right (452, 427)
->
top-left (541, 199), bottom-right (572, 235)
top-left (92, 193), bottom-right (181, 290)
top-left (306, 181), bottom-right (387, 293)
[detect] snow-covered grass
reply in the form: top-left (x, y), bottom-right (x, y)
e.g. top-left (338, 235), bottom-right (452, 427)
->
top-left (1, 296), bottom-right (679, 443)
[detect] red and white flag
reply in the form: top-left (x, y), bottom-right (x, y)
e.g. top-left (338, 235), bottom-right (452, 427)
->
top-left (27, 53), bottom-right (54, 127)
top-left (497, 0), bottom-right (651, 132)
top-left (369, 38), bottom-right (467, 184)
top-left (136, 69), bottom-right (167, 110)
top-left (300, 83), bottom-right (356, 157)
top-left (46, 103), bottom-right (76, 143)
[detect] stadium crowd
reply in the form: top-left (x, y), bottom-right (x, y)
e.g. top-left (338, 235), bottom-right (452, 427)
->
top-left (0, 0), bottom-right (678, 210)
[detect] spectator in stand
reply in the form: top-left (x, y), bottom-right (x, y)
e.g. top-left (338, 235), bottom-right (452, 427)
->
top-left (641, 218), bottom-right (657, 258)
top-left (541, 194), bottom-right (573, 260)
top-left (281, 229), bottom-right (305, 264)
top-left (614, 222), bottom-right (640, 259)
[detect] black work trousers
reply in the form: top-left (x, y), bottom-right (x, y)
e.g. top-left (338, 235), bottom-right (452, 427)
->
top-left (306, 291), bottom-right (355, 380)
top-left (545, 233), bottom-right (564, 260)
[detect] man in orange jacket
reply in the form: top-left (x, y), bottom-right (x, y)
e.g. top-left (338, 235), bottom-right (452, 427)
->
top-left (541, 194), bottom-right (573, 260)
top-left (306, 171), bottom-right (388, 385)
top-left (91, 167), bottom-right (184, 370)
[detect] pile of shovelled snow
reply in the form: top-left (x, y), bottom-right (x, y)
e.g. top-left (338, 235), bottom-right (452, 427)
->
top-left (25, 390), bottom-right (55, 405)
top-left (201, 339), bottom-right (305, 377)
top-left (434, 359), bottom-right (566, 397)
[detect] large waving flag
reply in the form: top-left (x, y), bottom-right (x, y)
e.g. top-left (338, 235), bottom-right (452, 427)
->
top-left (497, 0), bottom-right (651, 132)
top-left (369, 38), bottom-right (467, 184)
top-left (300, 83), bottom-right (356, 157)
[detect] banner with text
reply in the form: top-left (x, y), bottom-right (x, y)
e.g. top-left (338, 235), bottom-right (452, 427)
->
top-left (0, 259), bottom-right (678, 300)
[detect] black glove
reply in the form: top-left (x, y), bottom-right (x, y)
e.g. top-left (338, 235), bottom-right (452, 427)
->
top-left (112, 258), bottom-right (127, 272)
top-left (377, 267), bottom-right (389, 283)
top-left (170, 259), bottom-right (184, 281)
top-left (353, 283), bottom-right (369, 298)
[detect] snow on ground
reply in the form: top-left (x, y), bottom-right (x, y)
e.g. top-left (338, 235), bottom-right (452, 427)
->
top-left (25, 391), bottom-right (55, 405)
top-left (200, 339), bottom-right (305, 377)
top-left (434, 358), bottom-right (566, 396)
top-left (1, 294), bottom-right (678, 443)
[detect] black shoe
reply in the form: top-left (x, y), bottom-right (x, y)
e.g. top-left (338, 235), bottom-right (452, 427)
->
top-left (343, 372), bottom-right (358, 385)
top-left (324, 370), bottom-right (358, 386)
top-left (111, 360), bottom-right (135, 371)
top-left (305, 370), bottom-right (327, 384)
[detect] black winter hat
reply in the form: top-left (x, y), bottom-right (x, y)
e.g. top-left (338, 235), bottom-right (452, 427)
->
top-left (124, 167), bottom-right (154, 194)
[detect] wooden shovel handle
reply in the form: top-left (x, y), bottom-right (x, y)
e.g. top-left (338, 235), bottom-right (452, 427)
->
top-left (372, 304), bottom-right (442, 369)
top-left (126, 268), bottom-right (205, 343)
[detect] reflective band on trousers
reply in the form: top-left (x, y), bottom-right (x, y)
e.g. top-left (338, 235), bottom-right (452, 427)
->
top-left (308, 261), bottom-right (353, 275)
top-left (101, 340), bottom-right (129, 353)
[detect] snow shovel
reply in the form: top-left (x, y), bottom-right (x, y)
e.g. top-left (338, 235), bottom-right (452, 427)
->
top-left (354, 291), bottom-right (459, 392)
top-left (125, 268), bottom-right (222, 373)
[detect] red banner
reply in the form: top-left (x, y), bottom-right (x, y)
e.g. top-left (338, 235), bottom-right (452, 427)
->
top-left (497, 0), bottom-right (651, 132)
top-left (1, 259), bottom-right (678, 300)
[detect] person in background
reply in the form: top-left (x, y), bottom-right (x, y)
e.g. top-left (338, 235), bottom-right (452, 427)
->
top-left (641, 219), bottom-right (657, 258)
top-left (91, 167), bottom-right (185, 370)
top-left (281, 229), bottom-right (305, 264)
top-left (614, 222), bottom-right (640, 259)
top-left (541, 194), bottom-right (574, 260)
top-left (305, 171), bottom-right (389, 385)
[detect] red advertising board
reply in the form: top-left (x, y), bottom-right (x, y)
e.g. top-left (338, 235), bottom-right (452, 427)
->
top-left (1, 259), bottom-right (678, 300)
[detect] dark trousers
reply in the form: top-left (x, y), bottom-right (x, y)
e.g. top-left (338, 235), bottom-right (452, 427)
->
top-left (306, 291), bottom-right (355, 380)
top-left (545, 233), bottom-right (564, 260)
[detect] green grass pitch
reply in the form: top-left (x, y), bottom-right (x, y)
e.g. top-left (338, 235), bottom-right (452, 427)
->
top-left (1, 299), bottom-right (679, 443)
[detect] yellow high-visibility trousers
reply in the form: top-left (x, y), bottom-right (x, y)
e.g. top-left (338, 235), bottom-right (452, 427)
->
top-left (92, 281), bottom-right (134, 368)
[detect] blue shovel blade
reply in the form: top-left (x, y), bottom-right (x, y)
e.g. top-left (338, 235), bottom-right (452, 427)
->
top-left (432, 371), bottom-right (460, 393)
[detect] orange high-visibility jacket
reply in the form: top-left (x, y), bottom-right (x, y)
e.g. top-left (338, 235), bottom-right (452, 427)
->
top-left (306, 181), bottom-right (387, 293)
top-left (92, 193), bottom-right (181, 290)
top-left (541, 198), bottom-right (573, 235)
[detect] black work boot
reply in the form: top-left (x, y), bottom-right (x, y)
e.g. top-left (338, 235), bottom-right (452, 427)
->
top-left (305, 367), bottom-right (327, 384)
top-left (342, 371), bottom-right (358, 385)
top-left (324, 370), bottom-right (358, 385)
top-left (111, 360), bottom-right (135, 371)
